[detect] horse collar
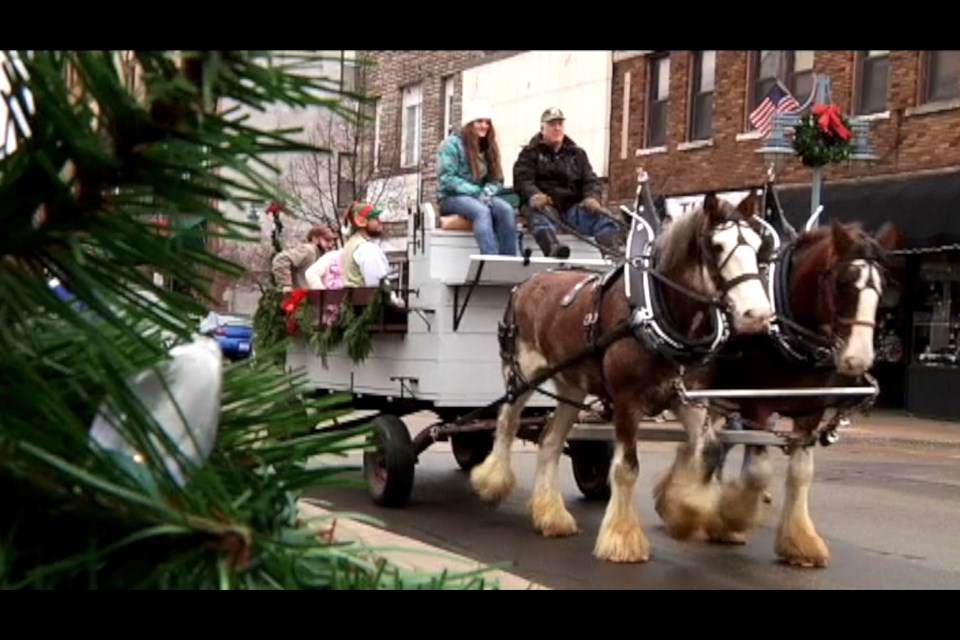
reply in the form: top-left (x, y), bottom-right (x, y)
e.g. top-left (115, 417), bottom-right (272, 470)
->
top-left (624, 214), bottom-right (729, 366)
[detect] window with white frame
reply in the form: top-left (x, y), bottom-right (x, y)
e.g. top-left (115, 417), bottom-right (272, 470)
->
top-left (400, 83), bottom-right (422, 168)
top-left (646, 54), bottom-right (670, 148)
top-left (924, 51), bottom-right (960, 103)
top-left (340, 50), bottom-right (360, 94)
top-left (751, 51), bottom-right (813, 113)
top-left (689, 50), bottom-right (715, 141)
top-left (442, 76), bottom-right (456, 136)
top-left (856, 51), bottom-right (890, 115)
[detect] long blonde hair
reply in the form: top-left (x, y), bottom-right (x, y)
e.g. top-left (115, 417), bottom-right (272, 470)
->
top-left (460, 122), bottom-right (503, 183)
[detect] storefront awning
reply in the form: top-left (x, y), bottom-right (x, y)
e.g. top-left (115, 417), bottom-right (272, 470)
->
top-left (775, 170), bottom-right (960, 249)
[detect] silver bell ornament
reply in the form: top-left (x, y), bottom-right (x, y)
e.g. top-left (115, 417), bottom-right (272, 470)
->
top-left (89, 336), bottom-right (223, 487)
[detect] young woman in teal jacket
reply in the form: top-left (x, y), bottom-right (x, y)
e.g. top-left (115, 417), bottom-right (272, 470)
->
top-left (436, 100), bottom-right (518, 255)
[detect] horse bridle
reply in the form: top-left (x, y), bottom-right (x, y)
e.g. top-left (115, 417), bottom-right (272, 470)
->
top-left (820, 257), bottom-right (885, 336)
top-left (701, 217), bottom-right (773, 303)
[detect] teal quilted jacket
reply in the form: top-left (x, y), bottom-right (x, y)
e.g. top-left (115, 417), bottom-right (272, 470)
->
top-left (436, 133), bottom-right (503, 201)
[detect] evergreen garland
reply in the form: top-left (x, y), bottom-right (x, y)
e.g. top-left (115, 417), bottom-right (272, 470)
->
top-left (254, 283), bottom-right (389, 367)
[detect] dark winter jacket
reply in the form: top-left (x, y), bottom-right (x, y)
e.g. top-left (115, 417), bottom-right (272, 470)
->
top-left (512, 133), bottom-right (602, 213)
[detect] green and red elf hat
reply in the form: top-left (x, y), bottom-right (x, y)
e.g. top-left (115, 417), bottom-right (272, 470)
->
top-left (344, 201), bottom-right (383, 229)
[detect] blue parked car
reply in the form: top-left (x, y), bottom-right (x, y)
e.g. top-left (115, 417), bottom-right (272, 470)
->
top-left (199, 311), bottom-right (255, 361)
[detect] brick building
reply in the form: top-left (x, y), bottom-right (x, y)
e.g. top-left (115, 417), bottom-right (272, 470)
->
top-left (608, 50), bottom-right (960, 419)
top-left (364, 50), bottom-right (960, 419)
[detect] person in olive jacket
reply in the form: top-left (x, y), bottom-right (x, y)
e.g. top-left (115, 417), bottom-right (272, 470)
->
top-left (512, 107), bottom-right (622, 258)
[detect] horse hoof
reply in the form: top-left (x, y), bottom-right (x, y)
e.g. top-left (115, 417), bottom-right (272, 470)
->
top-left (708, 530), bottom-right (748, 545)
top-left (595, 525), bottom-right (651, 563)
top-left (531, 491), bottom-right (579, 537)
top-left (537, 518), bottom-right (579, 538)
top-left (470, 460), bottom-right (516, 504)
top-left (775, 533), bottom-right (830, 568)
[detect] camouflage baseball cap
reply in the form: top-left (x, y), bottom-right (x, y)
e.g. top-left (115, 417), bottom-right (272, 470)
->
top-left (540, 107), bottom-right (565, 123)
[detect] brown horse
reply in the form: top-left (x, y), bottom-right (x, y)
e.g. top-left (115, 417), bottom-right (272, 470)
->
top-left (470, 192), bottom-right (773, 563)
top-left (653, 216), bottom-right (900, 567)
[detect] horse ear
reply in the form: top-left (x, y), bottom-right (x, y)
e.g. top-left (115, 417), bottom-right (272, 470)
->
top-left (703, 192), bottom-right (721, 222)
top-left (875, 221), bottom-right (904, 252)
top-left (831, 220), bottom-right (855, 256)
top-left (736, 191), bottom-right (760, 218)
top-left (653, 194), bottom-right (668, 226)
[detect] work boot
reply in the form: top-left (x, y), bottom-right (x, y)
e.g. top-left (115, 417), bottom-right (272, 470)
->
top-left (533, 229), bottom-right (571, 259)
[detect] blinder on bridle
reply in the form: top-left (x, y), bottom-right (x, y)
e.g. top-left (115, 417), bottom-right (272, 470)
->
top-left (701, 213), bottom-right (775, 300)
top-left (819, 238), bottom-right (889, 338)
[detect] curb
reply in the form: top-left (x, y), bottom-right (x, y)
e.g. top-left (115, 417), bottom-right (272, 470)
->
top-left (297, 501), bottom-right (549, 590)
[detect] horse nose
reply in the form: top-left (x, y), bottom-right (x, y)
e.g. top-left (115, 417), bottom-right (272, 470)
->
top-left (743, 307), bottom-right (772, 328)
top-left (842, 355), bottom-right (866, 375)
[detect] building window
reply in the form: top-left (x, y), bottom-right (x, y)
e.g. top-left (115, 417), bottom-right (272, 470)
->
top-left (373, 98), bottom-right (382, 171)
top-left (689, 50), bottom-right (715, 141)
top-left (646, 54), bottom-right (670, 147)
top-left (341, 50), bottom-right (360, 94)
top-left (337, 152), bottom-right (356, 208)
top-left (400, 83), bottom-right (422, 169)
top-left (442, 76), bottom-right (456, 136)
top-left (750, 51), bottom-right (813, 118)
top-left (856, 51), bottom-right (890, 115)
top-left (924, 51), bottom-right (960, 103)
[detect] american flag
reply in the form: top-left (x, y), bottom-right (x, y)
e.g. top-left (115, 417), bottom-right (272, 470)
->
top-left (749, 83), bottom-right (802, 137)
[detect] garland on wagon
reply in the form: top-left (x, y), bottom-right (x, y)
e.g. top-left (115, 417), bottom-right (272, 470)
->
top-left (254, 283), bottom-right (389, 366)
top-left (791, 103), bottom-right (853, 168)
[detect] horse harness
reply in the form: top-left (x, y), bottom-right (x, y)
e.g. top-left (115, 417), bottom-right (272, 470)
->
top-left (764, 238), bottom-right (887, 369)
top-left (496, 208), bottom-right (772, 411)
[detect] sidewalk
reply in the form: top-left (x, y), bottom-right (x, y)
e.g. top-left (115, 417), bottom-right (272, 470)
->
top-left (298, 500), bottom-right (548, 590)
top-left (834, 409), bottom-right (960, 448)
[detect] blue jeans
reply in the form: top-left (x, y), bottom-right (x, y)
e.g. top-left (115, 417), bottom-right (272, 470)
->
top-left (527, 203), bottom-right (620, 238)
top-left (440, 195), bottom-right (518, 256)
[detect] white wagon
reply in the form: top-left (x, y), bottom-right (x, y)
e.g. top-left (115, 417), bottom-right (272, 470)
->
top-left (288, 187), bottom-right (879, 508)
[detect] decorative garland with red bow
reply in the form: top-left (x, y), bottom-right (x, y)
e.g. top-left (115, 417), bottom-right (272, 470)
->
top-left (280, 288), bottom-right (309, 335)
top-left (791, 103), bottom-right (853, 168)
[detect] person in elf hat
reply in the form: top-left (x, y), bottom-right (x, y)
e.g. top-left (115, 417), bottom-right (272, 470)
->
top-left (342, 201), bottom-right (393, 288)
top-left (436, 99), bottom-right (518, 256)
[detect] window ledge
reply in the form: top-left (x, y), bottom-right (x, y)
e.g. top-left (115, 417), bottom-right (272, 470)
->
top-left (613, 51), bottom-right (652, 63)
top-left (851, 110), bottom-right (891, 122)
top-left (678, 139), bottom-right (714, 151)
top-left (906, 99), bottom-right (960, 118)
top-left (636, 145), bottom-right (668, 157)
top-left (736, 131), bottom-right (764, 142)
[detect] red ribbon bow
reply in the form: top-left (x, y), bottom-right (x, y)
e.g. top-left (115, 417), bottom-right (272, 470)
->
top-left (811, 103), bottom-right (851, 141)
top-left (265, 202), bottom-right (283, 217)
top-left (281, 288), bottom-right (308, 334)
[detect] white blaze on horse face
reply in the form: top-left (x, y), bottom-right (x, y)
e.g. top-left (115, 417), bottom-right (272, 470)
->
top-left (838, 259), bottom-right (882, 376)
top-left (711, 222), bottom-right (772, 335)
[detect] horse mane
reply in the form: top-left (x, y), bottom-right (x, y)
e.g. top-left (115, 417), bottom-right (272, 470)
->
top-left (654, 206), bottom-right (706, 276)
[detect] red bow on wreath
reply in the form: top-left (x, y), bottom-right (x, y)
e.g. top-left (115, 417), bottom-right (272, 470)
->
top-left (281, 288), bottom-right (308, 335)
top-left (811, 103), bottom-right (851, 141)
top-left (265, 202), bottom-right (283, 217)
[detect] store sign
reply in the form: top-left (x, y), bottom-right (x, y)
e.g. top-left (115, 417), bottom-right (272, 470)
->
top-left (664, 190), bottom-right (753, 220)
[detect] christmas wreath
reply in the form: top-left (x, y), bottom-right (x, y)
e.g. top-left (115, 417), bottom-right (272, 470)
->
top-left (791, 103), bottom-right (854, 168)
